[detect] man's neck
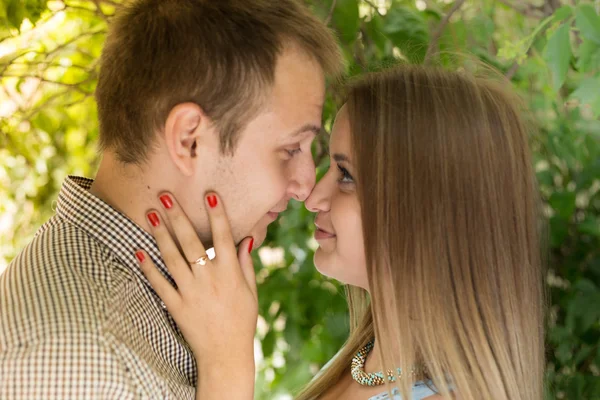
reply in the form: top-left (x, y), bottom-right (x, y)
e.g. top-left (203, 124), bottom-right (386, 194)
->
top-left (89, 151), bottom-right (167, 234)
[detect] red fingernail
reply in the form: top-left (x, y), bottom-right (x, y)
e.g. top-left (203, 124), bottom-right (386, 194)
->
top-left (160, 194), bottom-right (173, 209)
top-left (248, 237), bottom-right (254, 253)
top-left (135, 251), bottom-right (145, 263)
top-left (207, 195), bottom-right (218, 208)
top-left (147, 212), bottom-right (160, 227)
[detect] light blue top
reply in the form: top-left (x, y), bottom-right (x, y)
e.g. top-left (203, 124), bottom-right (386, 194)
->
top-left (368, 380), bottom-right (438, 400)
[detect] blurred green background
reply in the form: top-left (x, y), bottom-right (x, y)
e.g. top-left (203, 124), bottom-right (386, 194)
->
top-left (1, 0), bottom-right (599, 398)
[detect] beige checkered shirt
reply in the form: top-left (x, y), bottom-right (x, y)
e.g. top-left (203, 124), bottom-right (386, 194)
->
top-left (0, 176), bottom-right (197, 399)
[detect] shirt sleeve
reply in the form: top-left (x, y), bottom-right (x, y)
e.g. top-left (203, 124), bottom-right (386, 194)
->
top-left (0, 332), bottom-right (138, 399)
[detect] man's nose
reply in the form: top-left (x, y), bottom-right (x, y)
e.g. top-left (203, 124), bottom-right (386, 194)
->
top-left (305, 177), bottom-right (329, 213)
top-left (288, 157), bottom-right (316, 201)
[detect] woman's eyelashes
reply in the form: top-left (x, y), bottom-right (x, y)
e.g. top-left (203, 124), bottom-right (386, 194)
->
top-left (337, 164), bottom-right (354, 184)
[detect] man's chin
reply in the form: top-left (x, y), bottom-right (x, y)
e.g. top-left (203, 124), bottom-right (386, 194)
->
top-left (250, 228), bottom-right (267, 249)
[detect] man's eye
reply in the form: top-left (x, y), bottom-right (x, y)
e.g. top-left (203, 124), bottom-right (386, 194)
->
top-left (337, 164), bottom-right (354, 184)
top-left (286, 148), bottom-right (302, 156)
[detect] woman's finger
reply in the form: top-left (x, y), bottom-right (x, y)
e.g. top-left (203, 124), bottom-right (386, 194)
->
top-left (146, 210), bottom-right (194, 286)
top-left (157, 193), bottom-right (209, 268)
top-left (237, 237), bottom-right (258, 299)
top-left (204, 193), bottom-right (237, 266)
top-left (135, 249), bottom-right (182, 310)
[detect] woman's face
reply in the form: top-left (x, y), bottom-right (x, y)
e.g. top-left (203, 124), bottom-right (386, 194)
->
top-left (305, 106), bottom-right (368, 290)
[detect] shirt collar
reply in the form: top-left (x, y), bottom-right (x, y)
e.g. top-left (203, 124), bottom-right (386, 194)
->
top-left (54, 175), bottom-right (175, 289)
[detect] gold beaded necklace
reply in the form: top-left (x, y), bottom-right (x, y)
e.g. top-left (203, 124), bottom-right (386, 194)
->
top-left (350, 339), bottom-right (426, 387)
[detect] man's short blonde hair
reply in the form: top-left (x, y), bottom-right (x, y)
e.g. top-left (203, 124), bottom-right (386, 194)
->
top-left (95, 0), bottom-right (343, 163)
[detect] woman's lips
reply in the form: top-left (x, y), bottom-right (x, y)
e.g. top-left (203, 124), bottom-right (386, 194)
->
top-left (314, 228), bottom-right (336, 240)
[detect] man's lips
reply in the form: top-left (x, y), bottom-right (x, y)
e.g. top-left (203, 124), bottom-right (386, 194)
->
top-left (267, 208), bottom-right (287, 220)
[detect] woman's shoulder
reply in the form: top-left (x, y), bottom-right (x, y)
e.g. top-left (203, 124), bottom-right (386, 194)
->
top-left (368, 381), bottom-right (439, 400)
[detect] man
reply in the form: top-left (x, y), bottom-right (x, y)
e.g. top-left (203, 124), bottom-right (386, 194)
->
top-left (0, 0), bottom-right (342, 397)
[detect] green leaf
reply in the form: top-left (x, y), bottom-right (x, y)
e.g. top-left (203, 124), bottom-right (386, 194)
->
top-left (570, 77), bottom-right (600, 116)
top-left (556, 341), bottom-right (574, 364)
top-left (364, 14), bottom-right (387, 53)
top-left (575, 4), bottom-right (600, 44)
top-left (578, 216), bottom-right (600, 237)
top-left (382, 6), bottom-right (429, 62)
top-left (439, 20), bottom-right (467, 56)
top-left (262, 330), bottom-right (276, 358)
top-left (550, 215), bottom-right (570, 247)
top-left (1, 0), bottom-right (47, 29)
top-left (23, 0), bottom-right (46, 25)
top-left (576, 158), bottom-right (600, 190)
top-left (423, 9), bottom-right (441, 21)
top-left (549, 191), bottom-right (577, 219)
top-left (470, 15), bottom-right (495, 47)
top-left (566, 374), bottom-right (586, 399)
top-left (553, 5), bottom-right (573, 23)
top-left (574, 344), bottom-right (595, 365)
top-left (577, 38), bottom-right (600, 72)
top-left (5, 0), bottom-right (25, 29)
top-left (536, 169), bottom-right (555, 188)
top-left (544, 23), bottom-right (571, 91)
top-left (332, 0), bottom-right (360, 44)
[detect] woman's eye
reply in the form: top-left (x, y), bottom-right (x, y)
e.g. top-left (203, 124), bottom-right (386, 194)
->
top-left (337, 164), bottom-right (354, 184)
top-left (286, 148), bottom-right (302, 157)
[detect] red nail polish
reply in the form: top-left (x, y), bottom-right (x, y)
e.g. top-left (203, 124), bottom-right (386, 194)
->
top-left (135, 251), bottom-right (145, 263)
top-left (160, 194), bottom-right (173, 209)
top-left (207, 195), bottom-right (218, 208)
top-left (248, 237), bottom-right (254, 253)
top-left (148, 212), bottom-right (160, 227)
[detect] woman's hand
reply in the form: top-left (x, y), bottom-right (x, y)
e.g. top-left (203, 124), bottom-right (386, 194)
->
top-left (135, 192), bottom-right (257, 399)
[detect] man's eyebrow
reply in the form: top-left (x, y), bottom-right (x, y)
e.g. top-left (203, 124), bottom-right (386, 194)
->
top-left (333, 153), bottom-right (351, 163)
top-left (289, 123), bottom-right (322, 138)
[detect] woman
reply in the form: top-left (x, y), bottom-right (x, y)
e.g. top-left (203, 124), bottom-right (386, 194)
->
top-left (136, 65), bottom-right (546, 400)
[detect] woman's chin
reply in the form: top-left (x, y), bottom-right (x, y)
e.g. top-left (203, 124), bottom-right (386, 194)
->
top-left (313, 251), bottom-right (342, 282)
top-left (313, 249), bottom-right (331, 275)
top-left (313, 250), bottom-right (368, 289)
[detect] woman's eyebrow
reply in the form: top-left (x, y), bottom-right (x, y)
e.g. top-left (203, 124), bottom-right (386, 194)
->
top-left (333, 153), bottom-right (351, 163)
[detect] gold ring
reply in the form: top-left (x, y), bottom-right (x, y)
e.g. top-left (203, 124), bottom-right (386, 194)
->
top-left (189, 255), bottom-right (208, 266)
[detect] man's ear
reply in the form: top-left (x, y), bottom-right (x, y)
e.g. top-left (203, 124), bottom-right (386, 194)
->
top-left (163, 102), bottom-right (213, 176)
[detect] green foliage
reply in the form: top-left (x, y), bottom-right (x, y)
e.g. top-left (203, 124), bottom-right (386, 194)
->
top-left (1, 1), bottom-right (600, 399)
top-left (544, 23), bottom-right (571, 91)
top-left (332, 0), bottom-right (360, 43)
top-left (0, 0), bottom-right (48, 31)
top-left (381, 5), bottom-right (429, 62)
top-left (575, 4), bottom-right (600, 44)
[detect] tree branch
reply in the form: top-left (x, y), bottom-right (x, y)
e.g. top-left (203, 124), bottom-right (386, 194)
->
top-left (505, 61), bottom-right (520, 79)
top-left (44, 29), bottom-right (106, 59)
top-left (1, 74), bottom-right (94, 95)
top-left (6, 61), bottom-right (93, 72)
top-left (90, 0), bottom-right (113, 21)
top-left (362, 0), bottom-right (383, 16)
top-left (496, 0), bottom-right (544, 18)
top-left (324, 0), bottom-right (337, 25)
top-left (97, 0), bottom-right (123, 9)
top-left (424, 0), bottom-right (466, 64)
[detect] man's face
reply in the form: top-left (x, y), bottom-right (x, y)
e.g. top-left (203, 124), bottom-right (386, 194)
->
top-left (181, 46), bottom-right (325, 247)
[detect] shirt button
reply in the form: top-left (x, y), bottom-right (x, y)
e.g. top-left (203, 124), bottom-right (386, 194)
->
top-left (161, 301), bottom-right (167, 309)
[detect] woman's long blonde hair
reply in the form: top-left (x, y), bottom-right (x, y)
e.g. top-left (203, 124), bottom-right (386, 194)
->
top-left (296, 65), bottom-right (546, 400)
